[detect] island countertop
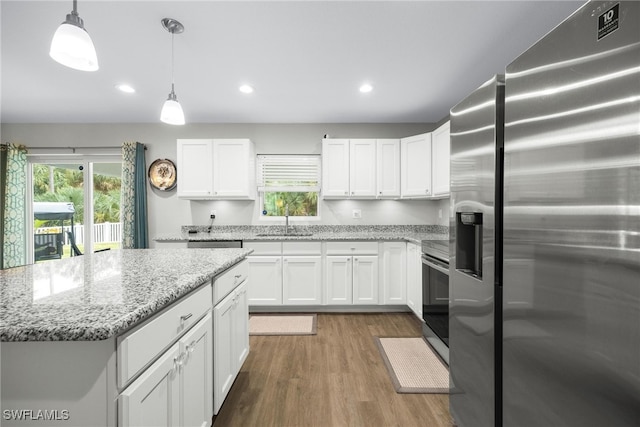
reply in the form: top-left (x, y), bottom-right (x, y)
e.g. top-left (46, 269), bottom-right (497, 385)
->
top-left (0, 248), bottom-right (252, 342)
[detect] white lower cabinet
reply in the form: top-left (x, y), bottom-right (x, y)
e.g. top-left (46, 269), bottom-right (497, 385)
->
top-left (247, 255), bottom-right (282, 305)
top-left (180, 313), bottom-right (214, 427)
top-left (325, 255), bottom-right (378, 305)
top-left (406, 243), bottom-right (423, 318)
top-left (325, 256), bottom-right (353, 304)
top-left (283, 256), bottom-right (322, 305)
top-left (213, 280), bottom-right (249, 415)
top-left (382, 242), bottom-right (407, 304)
top-left (119, 313), bottom-right (213, 427)
top-left (353, 256), bottom-right (379, 304)
top-left (245, 241), bottom-right (322, 306)
top-left (325, 242), bottom-right (379, 305)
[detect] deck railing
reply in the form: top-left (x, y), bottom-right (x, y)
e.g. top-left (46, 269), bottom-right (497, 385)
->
top-left (35, 222), bottom-right (122, 245)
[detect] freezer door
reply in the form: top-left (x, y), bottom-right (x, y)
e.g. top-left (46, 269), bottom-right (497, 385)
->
top-left (449, 75), bottom-right (504, 427)
top-left (503, 2), bottom-right (640, 426)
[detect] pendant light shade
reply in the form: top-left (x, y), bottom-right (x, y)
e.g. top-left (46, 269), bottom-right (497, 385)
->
top-left (161, 85), bottom-right (185, 125)
top-left (49, 0), bottom-right (98, 71)
top-left (160, 18), bottom-right (185, 125)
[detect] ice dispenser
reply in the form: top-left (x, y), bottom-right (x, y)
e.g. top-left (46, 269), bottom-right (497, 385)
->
top-left (456, 212), bottom-right (483, 279)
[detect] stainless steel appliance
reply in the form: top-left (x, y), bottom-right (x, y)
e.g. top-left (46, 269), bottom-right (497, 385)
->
top-left (450, 2), bottom-right (640, 426)
top-left (421, 239), bottom-right (450, 364)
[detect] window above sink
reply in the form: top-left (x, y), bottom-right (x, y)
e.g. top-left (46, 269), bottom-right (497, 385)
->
top-left (257, 155), bottom-right (321, 221)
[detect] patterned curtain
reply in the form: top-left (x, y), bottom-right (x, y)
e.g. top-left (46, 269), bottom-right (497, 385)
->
top-left (121, 142), bottom-right (148, 249)
top-left (1, 144), bottom-right (28, 268)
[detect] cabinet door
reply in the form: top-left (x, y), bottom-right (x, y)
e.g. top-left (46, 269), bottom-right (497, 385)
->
top-left (247, 256), bottom-right (282, 305)
top-left (177, 139), bottom-right (214, 199)
top-left (376, 139), bottom-right (401, 198)
top-left (233, 281), bottom-right (250, 370)
top-left (180, 313), bottom-right (213, 427)
top-left (118, 343), bottom-right (180, 427)
top-left (353, 255), bottom-right (379, 305)
top-left (322, 139), bottom-right (350, 198)
top-left (406, 243), bottom-right (421, 317)
top-left (401, 133), bottom-right (432, 198)
top-left (212, 139), bottom-right (255, 199)
top-left (432, 121), bottom-right (450, 197)
top-left (325, 256), bottom-right (353, 305)
top-left (349, 139), bottom-right (377, 197)
top-left (213, 290), bottom-right (235, 414)
top-left (282, 256), bottom-right (322, 305)
top-left (382, 242), bottom-right (407, 304)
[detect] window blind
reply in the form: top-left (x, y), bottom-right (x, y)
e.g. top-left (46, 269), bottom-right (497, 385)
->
top-left (257, 155), bottom-right (321, 192)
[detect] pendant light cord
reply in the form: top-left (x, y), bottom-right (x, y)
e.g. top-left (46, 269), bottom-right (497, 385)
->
top-left (171, 30), bottom-right (175, 92)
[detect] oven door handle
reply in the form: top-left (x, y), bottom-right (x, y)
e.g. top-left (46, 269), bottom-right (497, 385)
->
top-left (421, 255), bottom-right (450, 276)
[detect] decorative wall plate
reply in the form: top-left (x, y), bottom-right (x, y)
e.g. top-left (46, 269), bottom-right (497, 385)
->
top-left (148, 158), bottom-right (177, 191)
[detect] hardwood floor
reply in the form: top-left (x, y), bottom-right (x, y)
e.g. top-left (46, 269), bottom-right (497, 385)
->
top-left (214, 313), bottom-right (453, 427)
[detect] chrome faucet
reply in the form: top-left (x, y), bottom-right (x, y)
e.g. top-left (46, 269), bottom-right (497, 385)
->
top-left (285, 204), bottom-right (290, 234)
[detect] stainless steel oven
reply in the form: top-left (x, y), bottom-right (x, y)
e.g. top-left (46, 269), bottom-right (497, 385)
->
top-left (421, 239), bottom-right (450, 360)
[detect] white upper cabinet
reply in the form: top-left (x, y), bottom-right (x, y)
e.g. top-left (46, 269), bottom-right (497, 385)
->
top-left (376, 139), bottom-right (401, 198)
top-left (322, 139), bottom-right (351, 197)
top-left (401, 133), bottom-right (432, 198)
top-left (212, 139), bottom-right (256, 199)
top-left (177, 138), bottom-right (256, 200)
top-left (349, 139), bottom-right (377, 197)
top-left (323, 138), bottom-right (400, 199)
top-left (176, 139), bottom-right (215, 199)
top-left (431, 121), bottom-right (450, 198)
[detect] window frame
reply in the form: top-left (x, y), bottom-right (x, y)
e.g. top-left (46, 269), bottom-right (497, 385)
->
top-left (256, 154), bottom-right (322, 222)
top-left (27, 154), bottom-right (122, 263)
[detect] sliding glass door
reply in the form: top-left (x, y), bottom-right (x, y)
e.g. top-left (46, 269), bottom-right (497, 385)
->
top-left (28, 156), bottom-right (122, 263)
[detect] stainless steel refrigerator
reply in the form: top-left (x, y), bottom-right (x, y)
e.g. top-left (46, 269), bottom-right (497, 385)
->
top-left (449, 2), bottom-right (640, 426)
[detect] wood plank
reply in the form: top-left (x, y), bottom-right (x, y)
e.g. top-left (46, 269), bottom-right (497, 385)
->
top-left (214, 313), bottom-right (454, 427)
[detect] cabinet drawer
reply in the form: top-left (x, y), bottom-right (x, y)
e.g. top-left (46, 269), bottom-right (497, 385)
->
top-left (325, 241), bottom-right (379, 255)
top-left (117, 284), bottom-right (212, 388)
top-left (282, 241), bottom-right (321, 255)
top-left (213, 259), bottom-right (249, 304)
top-left (244, 241), bottom-right (282, 255)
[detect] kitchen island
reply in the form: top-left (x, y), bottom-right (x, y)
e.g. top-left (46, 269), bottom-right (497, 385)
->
top-left (0, 248), bottom-right (252, 426)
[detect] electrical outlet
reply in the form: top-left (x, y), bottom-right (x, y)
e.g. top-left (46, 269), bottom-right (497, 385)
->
top-left (210, 210), bottom-right (216, 219)
top-left (438, 209), bottom-right (442, 219)
top-left (352, 209), bottom-right (362, 219)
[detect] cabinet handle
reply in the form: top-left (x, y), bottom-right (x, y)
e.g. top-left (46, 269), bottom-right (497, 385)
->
top-left (379, 191), bottom-right (382, 195)
top-left (180, 313), bottom-right (193, 322)
top-left (188, 340), bottom-right (197, 354)
top-left (173, 355), bottom-right (183, 372)
top-left (344, 191), bottom-right (348, 195)
top-left (354, 258), bottom-right (358, 262)
top-left (234, 274), bottom-right (242, 279)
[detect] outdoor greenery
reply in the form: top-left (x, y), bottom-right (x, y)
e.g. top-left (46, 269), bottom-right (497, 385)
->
top-left (33, 164), bottom-right (121, 226)
top-left (263, 191), bottom-right (318, 216)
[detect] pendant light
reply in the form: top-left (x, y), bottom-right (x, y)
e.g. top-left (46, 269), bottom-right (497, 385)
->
top-left (160, 18), bottom-right (185, 126)
top-left (49, 0), bottom-right (99, 71)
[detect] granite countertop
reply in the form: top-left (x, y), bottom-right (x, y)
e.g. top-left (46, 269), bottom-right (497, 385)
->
top-left (0, 248), bottom-right (252, 342)
top-left (155, 225), bottom-right (449, 245)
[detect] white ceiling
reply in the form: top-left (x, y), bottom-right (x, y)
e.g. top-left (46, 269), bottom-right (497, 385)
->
top-left (1, 0), bottom-right (584, 124)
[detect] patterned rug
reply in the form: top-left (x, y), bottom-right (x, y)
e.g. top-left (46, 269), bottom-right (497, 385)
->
top-left (374, 337), bottom-right (449, 393)
top-left (249, 314), bottom-right (317, 336)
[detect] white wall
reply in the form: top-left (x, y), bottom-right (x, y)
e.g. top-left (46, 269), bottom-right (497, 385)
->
top-left (1, 123), bottom-right (450, 243)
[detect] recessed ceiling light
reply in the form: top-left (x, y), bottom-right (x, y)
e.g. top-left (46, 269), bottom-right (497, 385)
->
top-left (116, 84), bottom-right (135, 93)
top-left (359, 83), bottom-right (373, 93)
top-left (239, 85), bottom-right (254, 94)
